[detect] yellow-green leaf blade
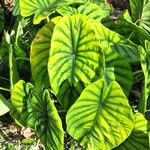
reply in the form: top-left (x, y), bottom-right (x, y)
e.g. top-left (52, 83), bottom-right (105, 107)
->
top-left (66, 79), bottom-right (134, 150)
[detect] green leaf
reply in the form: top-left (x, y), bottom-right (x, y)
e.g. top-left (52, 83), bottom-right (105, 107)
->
top-left (11, 80), bottom-right (34, 127)
top-left (129, 0), bottom-right (144, 22)
top-left (0, 7), bottom-right (4, 32)
top-left (138, 40), bottom-right (150, 113)
top-left (91, 21), bottom-right (139, 63)
top-left (140, 1), bottom-right (150, 33)
top-left (102, 16), bottom-right (150, 47)
top-left (57, 3), bottom-right (110, 21)
top-left (13, 0), bottom-right (20, 16)
top-left (20, 0), bottom-right (83, 24)
top-left (48, 14), bottom-right (103, 96)
top-left (31, 90), bottom-right (64, 150)
top-left (7, 31), bottom-right (20, 90)
top-left (104, 48), bottom-right (133, 96)
top-left (57, 80), bottom-right (85, 110)
top-left (66, 79), bottom-right (134, 150)
top-left (114, 113), bottom-right (150, 150)
top-left (0, 94), bottom-right (10, 116)
top-left (31, 21), bottom-right (54, 89)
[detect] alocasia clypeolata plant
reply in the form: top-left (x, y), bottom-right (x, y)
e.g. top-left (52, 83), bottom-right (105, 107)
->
top-left (0, 0), bottom-right (150, 149)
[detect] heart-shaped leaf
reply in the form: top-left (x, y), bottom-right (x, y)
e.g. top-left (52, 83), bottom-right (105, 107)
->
top-left (91, 21), bottom-right (139, 63)
top-left (48, 14), bottom-right (103, 101)
top-left (104, 48), bottom-right (133, 96)
top-left (20, 0), bottom-right (83, 24)
top-left (31, 89), bottom-right (64, 150)
top-left (114, 113), bottom-right (150, 150)
top-left (66, 79), bottom-right (134, 150)
top-left (57, 3), bottom-right (110, 21)
top-left (31, 21), bottom-right (54, 89)
top-left (11, 80), bottom-right (34, 127)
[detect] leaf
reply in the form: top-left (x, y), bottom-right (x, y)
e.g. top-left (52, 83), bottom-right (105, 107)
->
top-left (57, 3), bottom-right (110, 21)
top-left (66, 79), bottom-right (134, 150)
top-left (31, 21), bottom-right (54, 89)
top-left (31, 90), bottom-right (64, 150)
top-left (13, 0), bottom-right (20, 16)
top-left (129, 0), bottom-right (144, 22)
top-left (91, 21), bottom-right (139, 63)
top-left (7, 31), bottom-right (20, 90)
top-left (140, 1), bottom-right (150, 33)
top-left (138, 40), bottom-right (150, 113)
top-left (114, 113), bottom-right (150, 150)
top-left (48, 14), bottom-right (103, 95)
top-left (102, 15), bottom-right (150, 47)
top-left (20, 0), bottom-right (83, 24)
top-left (57, 80), bottom-right (85, 110)
top-left (11, 80), bottom-right (34, 127)
top-left (0, 94), bottom-right (10, 116)
top-left (104, 48), bottom-right (133, 96)
top-left (0, 7), bottom-right (4, 32)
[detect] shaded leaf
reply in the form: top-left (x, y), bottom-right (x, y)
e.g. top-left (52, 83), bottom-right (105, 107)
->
top-left (31, 90), bottom-right (64, 150)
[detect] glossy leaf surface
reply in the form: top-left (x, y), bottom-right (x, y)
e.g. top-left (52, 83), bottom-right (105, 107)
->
top-left (67, 79), bottom-right (134, 150)
top-left (115, 113), bottom-right (150, 150)
top-left (31, 21), bottom-right (54, 89)
top-left (48, 14), bottom-right (103, 95)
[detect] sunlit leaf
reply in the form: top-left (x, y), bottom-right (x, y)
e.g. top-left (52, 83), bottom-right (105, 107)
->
top-left (48, 14), bottom-right (103, 109)
top-left (0, 94), bottom-right (10, 116)
top-left (115, 113), bottom-right (150, 150)
top-left (31, 21), bottom-right (54, 89)
top-left (57, 3), bottom-right (110, 21)
top-left (20, 0), bottom-right (83, 24)
top-left (11, 80), bottom-right (34, 127)
top-left (91, 21), bottom-right (139, 63)
top-left (67, 79), bottom-right (134, 150)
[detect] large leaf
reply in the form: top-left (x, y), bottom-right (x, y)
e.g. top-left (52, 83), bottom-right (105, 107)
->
top-left (31, 90), bottom-right (64, 150)
top-left (48, 14), bottom-right (103, 95)
top-left (11, 80), bottom-right (34, 127)
top-left (102, 15), bottom-right (150, 47)
top-left (91, 21), bottom-right (139, 63)
top-left (31, 21), bottom-right (54, 89)
top-left (66, 79), bottom-right (134, 150)
top-left (138, 40), bottom-right (150, 113)
top-left (20, 0), bottom-right (83, 24)
top-left (104, 48), bottom-right (133, 96)
top-left (57, 3), bottom-right (110, 21)
top-left (0, 94), bottom-right (10, 116)
top-left (115, 113), bottom-right (150, 150)
top-left (140, 1), bottom-right (150, 33)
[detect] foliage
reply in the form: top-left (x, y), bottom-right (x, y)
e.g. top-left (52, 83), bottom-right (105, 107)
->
top-left (0, 0), bottom-right (150, 149)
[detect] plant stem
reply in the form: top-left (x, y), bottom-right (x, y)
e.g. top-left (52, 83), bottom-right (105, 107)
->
top-left (0, 87), bottom-right (10, 92)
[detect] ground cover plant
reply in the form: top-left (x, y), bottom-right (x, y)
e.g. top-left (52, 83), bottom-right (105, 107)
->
top-left (0, 0), bottom-right (150, 149)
